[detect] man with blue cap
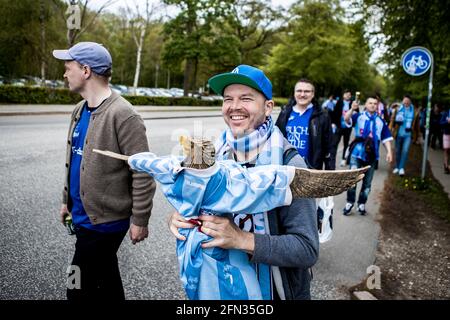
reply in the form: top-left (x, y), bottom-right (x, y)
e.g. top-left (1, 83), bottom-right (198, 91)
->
top-left (169, 65), bottom-right (319, 300)
top-left (53, 42), bottom-right (156, 300)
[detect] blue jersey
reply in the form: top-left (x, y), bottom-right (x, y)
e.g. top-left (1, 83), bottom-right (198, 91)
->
top-left (128, 152), bottom-right (296, 300)
top-left (285, 104), bottom-right (313, 158)
top-left (395, 104), bottom-right (415, 137)
top-left (69, 103), bottom-right (130, 233)
top-left (340, 100), bottom-right (351, 128)
top-left (349, 111), bottom-right (393, 162)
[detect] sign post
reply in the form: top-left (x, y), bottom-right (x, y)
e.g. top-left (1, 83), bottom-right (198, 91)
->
top-left (401, 46), bottom-right (433, 179)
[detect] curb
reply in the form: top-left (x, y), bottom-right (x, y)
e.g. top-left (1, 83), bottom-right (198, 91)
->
top-left (0, 112), bottom-right (72, 116)
top-left (351, 290), bottom-right (378, 300)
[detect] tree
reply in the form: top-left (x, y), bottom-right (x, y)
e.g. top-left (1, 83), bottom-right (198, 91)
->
top-left (162, 0), bottom-right (234, 96)
top-left (266, 0), bottom-right (377, 98)
top-left (55, 0), bottom-right (118, 47)
top-left (225, 0), bottom-right (284, 67)
top-left (361, 0), bottom-right (450, 103)
top-left (122, 0), bottom-right (158, 93)
top-left (0, 0), bottom-right (66, 79)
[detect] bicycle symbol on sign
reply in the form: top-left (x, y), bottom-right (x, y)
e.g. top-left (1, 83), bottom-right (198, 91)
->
top-left (405, 55), bottom-right (428, 73)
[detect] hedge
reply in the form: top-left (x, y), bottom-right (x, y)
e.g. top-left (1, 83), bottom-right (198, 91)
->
top-left (0, 85), bottom-right (288, 107)
top-left (0, 85), bottom-right (222, 106)
top-left (0, 85), bottom-right (81, 104)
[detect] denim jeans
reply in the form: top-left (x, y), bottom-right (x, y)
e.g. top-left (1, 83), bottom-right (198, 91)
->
top-left (395, 135), bottom-right (412, 170)
top-left (347, 156), bottom-right (376, 205)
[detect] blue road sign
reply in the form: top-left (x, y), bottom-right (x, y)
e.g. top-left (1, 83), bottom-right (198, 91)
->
top-left (401, 46), bottom-right (432, 76)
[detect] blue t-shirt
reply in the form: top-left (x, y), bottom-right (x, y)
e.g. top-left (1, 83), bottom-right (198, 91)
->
top-left (285, 104), bottom-right (313, 158)
top-left (322, 99), bottom-right (335, 111)
top-left (349, 111), bottom-right (393, 162)
top-left (69, 103), bottom-right (130, 233)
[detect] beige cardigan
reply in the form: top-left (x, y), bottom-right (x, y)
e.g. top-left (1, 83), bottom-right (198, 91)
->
top-left (62, 92), bottom-right (156, 227)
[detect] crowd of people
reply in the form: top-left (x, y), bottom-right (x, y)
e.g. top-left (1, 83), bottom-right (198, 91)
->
top-left (54, 41), bottom-right (449, 301)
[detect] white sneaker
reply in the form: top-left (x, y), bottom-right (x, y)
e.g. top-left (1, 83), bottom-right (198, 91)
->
top-left (343, 202), bottom-right (354, 215)
top-left (340, 159), bottom-right (347, 167)
top-left (399, 168), bottom-right (405, 176)
top-left (392, 168), bottom-right (399, 174)
top-left (357, 203), bottom-right (366, 215)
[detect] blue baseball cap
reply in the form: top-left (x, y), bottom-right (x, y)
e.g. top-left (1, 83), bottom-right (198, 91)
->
top-left (208, 65), bottom-right (272, 100)
top-left (53, 42), bottom-right (112, 75)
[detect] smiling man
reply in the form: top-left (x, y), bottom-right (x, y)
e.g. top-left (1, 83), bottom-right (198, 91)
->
top-left (169, 65), bottom-right (319, 300)
top-left (276, 79), bottom-right (334, 170)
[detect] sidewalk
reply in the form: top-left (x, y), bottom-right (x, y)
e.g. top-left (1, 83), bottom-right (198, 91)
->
top-left (426, 145), bottom-right (450, 200)
top-left (0, 103), bottom-right (281, 120)
top-left (0, 104), bottom-right (223, 116)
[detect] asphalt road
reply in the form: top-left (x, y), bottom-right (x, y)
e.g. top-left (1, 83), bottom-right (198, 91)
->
top-left (0, 112), bottom-right (389, 300)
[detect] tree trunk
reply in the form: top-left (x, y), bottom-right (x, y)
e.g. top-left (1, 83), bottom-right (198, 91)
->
top-left (183, 58), bottom-right (194, 96)
top-left (167, 70), bottom-right (170, 89)
top-left (192, 57), bottom-right (198, 93)
top-left (132, 27), bottom-right (146, 94)
top-left (154, 64), bottom-right (159, 88)
top-left (39, 0), bottom-right (46, 86)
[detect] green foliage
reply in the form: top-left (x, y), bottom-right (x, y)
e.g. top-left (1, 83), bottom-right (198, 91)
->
top-left (0, 0), bottom-right (402, 101)
top-left (395, 175), bottom-right (450, 222)
top-left (0, 85), bottom-right (80, 104)
top-left (124, 95), bottom-right (221, 106)
top-left (266, 0), bottom-right (379, 98)
top-left (0, 85), bottom-right (221, 106)
top-left (362, 0), bottom-right (450, 103)
top-left (273, 97), bottom-right (289, 107)
top-left (0, 0), bottom-right (66, 79)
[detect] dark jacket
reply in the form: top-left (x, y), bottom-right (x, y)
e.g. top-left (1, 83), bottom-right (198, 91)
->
top-left (276, 100), bottom-right (335, 170)
top-left (330, 98), bottom-right (354, 127)
top-left (251, 141), bottom-right (319, 300)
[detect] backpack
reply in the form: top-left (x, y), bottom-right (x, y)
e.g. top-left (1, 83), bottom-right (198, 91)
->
top-left (346, 136), bottom-right (376, 165)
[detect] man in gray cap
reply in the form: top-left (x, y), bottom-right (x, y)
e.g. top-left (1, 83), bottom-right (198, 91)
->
top-left (53, 42), bottom-right (156, 300)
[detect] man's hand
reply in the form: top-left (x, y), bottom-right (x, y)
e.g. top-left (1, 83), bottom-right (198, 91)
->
top-left (199, 215), bottom-right (255, 254)
top-left (129, 223), bottom-right (149, 245)
top-left (386, 152), bottom-right (393, 163)
top-left (168, 211), bottom-right (195, 241)
top-left (384, 141), bottom-right (393, 163)
top-left (351, 101), bottom-right (359, 111)
top-left (60, 204), bottom-right (69, 224)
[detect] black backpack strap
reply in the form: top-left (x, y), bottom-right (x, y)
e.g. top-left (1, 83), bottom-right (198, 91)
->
top-left (283, 147), bottom-right (299, 165)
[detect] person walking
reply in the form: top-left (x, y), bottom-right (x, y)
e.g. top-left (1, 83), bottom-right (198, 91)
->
top-left (441, 106), bottom-right (450, 174)
top-left (330, 89), bottom-right (354, 167)
top-left (342, 95), bottom-right (393, 216)
top-left (53, 42), bottom-right (156, 300)
top-left (392, 95), bottom-right (415, 176)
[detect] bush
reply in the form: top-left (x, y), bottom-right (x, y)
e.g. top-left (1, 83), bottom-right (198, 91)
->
top-left (273, 97), bottom-right (289, 107)
top-left (124, 95), bottom-right (221, 106)
top-left (0, 85), bottom-right (222, 106)
top-left (0, 85), bottom-right (80, 104)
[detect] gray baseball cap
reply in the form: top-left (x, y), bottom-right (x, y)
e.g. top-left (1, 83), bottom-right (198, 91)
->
top-left (53, 42), bottom-right (112, 75)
